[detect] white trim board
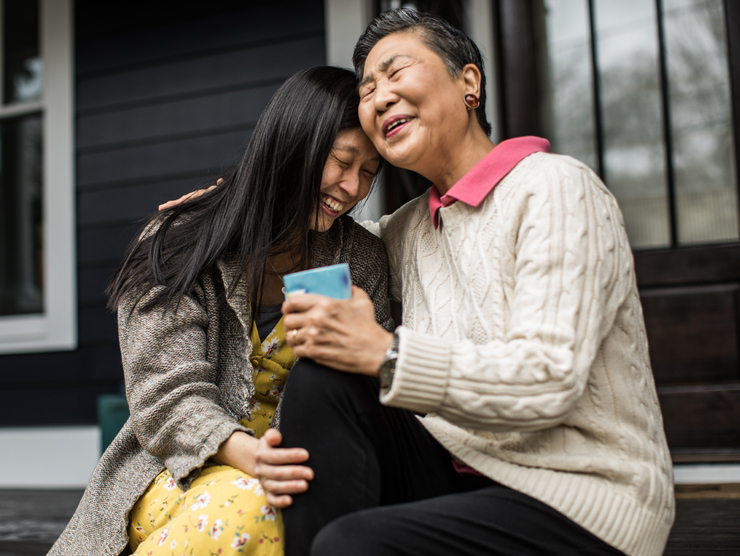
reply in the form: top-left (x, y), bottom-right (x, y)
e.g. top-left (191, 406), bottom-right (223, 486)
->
top-left (673, 464), bottom-right (740, 485)
top-left (0, 427), bottom-right (99, 488)
top-left (2, 426), bottom-right (738, 488)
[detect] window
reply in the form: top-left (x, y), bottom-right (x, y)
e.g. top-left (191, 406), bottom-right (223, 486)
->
top-left (536, 0), bottom-right (738, 249)
top-left (0, 0), bottom-right (75, 353)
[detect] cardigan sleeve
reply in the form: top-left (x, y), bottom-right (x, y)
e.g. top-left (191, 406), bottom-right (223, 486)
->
top-left (118, 287), bottom-right (249, 488)
top-left (347, 222), bottom-right (395, 332)
top-left (380, 158), bottom-right (632, 432)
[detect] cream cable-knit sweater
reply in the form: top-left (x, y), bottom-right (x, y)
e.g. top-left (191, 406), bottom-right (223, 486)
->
top-left (366, 152), bottom-right (675, 556)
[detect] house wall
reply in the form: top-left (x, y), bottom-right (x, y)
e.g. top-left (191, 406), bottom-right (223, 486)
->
top-left (0, 0), bottom-right (326, 427)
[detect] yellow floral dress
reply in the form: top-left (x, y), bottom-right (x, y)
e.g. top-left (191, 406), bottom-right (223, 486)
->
top-left (128, 314), bottom-right (295, 556)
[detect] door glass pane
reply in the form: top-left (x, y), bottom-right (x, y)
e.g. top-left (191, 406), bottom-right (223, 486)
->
top-left (0, 115), bottom-right (44, 316)
top-left (2, 0), bottom-right (42, 104)
top-left (663, 0), bottom-right (739, 245)
top-left (594, 0), bottom-right (670, 249)
top-left (537, 0), bottom-right (597, 171)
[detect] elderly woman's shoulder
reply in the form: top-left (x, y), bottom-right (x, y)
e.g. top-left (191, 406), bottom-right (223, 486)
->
top-left (515, 151), bottom-right (608, 193)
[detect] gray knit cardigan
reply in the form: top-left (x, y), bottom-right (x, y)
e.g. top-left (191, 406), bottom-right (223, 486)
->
top-left (49, 215), bottom-right (393, 556)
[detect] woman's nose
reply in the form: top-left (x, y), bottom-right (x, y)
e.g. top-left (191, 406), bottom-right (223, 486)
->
top-left (374, 82), bottom-right (397, 112)
top-left (339, 171), bottom-right (360, 197)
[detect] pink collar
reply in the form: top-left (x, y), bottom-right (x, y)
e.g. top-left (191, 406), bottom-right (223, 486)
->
top-left (429, 136), bottom-right (550, 229)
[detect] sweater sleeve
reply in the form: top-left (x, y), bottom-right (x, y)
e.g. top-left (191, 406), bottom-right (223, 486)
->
top-left (118, 287), bottom-right (249, 488)
top-left (381, 159), bottom-right (630, 432)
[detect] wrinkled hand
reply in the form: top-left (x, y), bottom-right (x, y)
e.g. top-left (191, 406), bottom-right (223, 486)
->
top-left (157, 180), bottom-right (220, 211)
top-left (283, 286), bottom-right (393, 376)
top-left (254, 429), bottom-right (312, 508)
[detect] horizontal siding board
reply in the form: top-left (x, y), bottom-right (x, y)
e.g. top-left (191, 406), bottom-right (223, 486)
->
top-left (76, 0), bottom-right (324, 75)
top-left (635, 244), bottom-right (740, 287)
top-left (659, 385), bottom-right (740, 449)
top-left (78, 306), bottom-right (119, 346)
top-left (0, 345), bottom-right (122, 388)
top-left (77, 84), bottom-right (277, 151)
top-left (77, 176), bottom-right (209, 228)
top-left (78, 223), bottom-right (142, 266)
top-left (642, 285), bottom-right (740, 385)
top-left (78, 129), bottom-right (250, 190)
top-left (78, 266), bottom-right (117, 305)
top-left (77, 36), bottom-right (325, 112)
top-left (0, 384), bottom-right (121, 426)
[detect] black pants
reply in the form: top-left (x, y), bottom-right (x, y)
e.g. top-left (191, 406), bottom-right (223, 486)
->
top-left (279, 359), bottom-right (625, 556)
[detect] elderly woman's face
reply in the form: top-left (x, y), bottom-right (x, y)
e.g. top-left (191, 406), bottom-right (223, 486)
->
top-left (358, 31), bottom-right (469, 173)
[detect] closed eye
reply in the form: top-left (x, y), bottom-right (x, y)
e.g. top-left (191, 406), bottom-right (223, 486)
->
top-left (332, 153), bottom-right (350, 166)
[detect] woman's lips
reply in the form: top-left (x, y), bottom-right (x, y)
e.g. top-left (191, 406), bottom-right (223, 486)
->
top-left (321, 195), bottom-right (344, 217)
top-left (382, 115), bottom-right (414, 138)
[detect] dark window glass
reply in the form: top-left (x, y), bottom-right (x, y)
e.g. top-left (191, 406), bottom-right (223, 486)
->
top-left (0, 115), bottom-right (43, 316)
top-left (536, 0), bottom-right (737, 250)
top-left (663, 0), bottom-right (738, 245)
top-left (538, 0), bottom-right (598, 172)
top-left (2, 0), bottom-right (42, 104)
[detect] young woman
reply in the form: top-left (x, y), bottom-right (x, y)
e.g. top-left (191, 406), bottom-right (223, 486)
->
top-left (48, 66), bottom-right (393, 556)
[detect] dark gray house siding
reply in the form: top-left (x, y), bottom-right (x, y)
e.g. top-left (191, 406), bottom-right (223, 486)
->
top-left (0, 0), bottom-right (326, 426)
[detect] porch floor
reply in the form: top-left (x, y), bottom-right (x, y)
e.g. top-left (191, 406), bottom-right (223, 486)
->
top-left (0, 485), bottom-right (738, 555)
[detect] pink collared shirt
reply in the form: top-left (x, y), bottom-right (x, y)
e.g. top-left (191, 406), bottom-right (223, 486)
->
top-left (429, 136), bottom-right (551, 229)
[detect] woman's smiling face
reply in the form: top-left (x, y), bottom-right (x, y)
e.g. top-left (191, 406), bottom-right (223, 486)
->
top-left (312, 127), bottom-right (380, 232)
top-left (358, 31), bottom-right (471, 175)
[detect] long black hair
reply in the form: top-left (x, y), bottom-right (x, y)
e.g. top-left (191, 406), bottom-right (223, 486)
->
top-left (353, 8), bottom-right (491, 137)
top-left (108, 66), bottom-right (363, 312)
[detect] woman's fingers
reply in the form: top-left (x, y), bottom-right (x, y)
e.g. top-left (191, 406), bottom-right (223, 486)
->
top-left (157, 182), bottom-right (219, 211)
top-left (253, 428), bottom-right (312, 508)
top-left (260, 476), bottom-right (310, 494)
top-left (255, 443), bottom-right (309, 466)
top-left (158, 192), bottom-right (193, 211)
top-left (256, 463), bottom-right (313, 482)
top-left (255, 462), bottom-right (312, 508)
top-left (266, 493), bottom-right (294, 508)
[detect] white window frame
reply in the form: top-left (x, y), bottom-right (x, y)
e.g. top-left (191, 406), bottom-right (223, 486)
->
top-left (0, 0), bottom-right (76, 353)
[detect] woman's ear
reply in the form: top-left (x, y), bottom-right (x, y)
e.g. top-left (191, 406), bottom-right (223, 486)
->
top-left (461, 63), bottom-right (482, 98)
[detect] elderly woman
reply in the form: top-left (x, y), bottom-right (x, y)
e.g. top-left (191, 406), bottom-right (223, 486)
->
top-left (278, 8), bottom-right (675, 556)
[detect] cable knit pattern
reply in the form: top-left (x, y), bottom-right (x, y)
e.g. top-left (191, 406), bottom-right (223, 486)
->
top-left (48, 215), bottom-right (393, 556)
top-left (368, 153), bottom-right (675, 556)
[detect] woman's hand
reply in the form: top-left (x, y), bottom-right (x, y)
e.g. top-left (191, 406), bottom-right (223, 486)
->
top-left (254, 429), bottom-right (313, 508)
top-left (283, 286), bottom-right (393, 376)
top-left (157, 181), bottom-right (219, 211)
top-left (212, 429), bottom-right (313, 508)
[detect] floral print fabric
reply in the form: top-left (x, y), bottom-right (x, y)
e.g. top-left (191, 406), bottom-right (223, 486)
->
top-left (246, 313), bottom-right (294, 439)
top-left (128, 314), bottom-right (295, 555)
top-left (128, 465), bottom-right (282, 556)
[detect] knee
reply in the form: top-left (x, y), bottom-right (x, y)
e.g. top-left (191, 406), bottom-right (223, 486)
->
top-left (281, 359), bottom-right (375, 419)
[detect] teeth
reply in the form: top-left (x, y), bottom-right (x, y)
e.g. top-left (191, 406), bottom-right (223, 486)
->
top-left (322, 196), bottom-right (344, 212)
top-left (386, 118), bottom-right (410, 133)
